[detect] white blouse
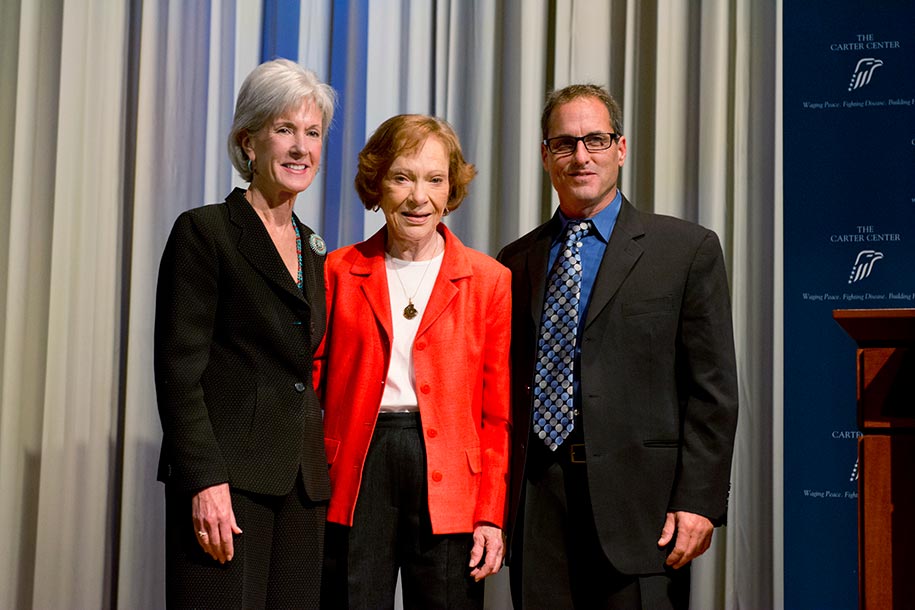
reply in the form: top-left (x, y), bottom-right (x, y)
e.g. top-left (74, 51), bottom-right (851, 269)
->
top-left (380, 250), bottom-right (444, 412)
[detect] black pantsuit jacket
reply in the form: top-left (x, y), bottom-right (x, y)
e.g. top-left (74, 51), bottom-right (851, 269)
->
top-left (154, 188), bottom-right (329, 501)
top-left (498, 197), bottom-right (738, 575)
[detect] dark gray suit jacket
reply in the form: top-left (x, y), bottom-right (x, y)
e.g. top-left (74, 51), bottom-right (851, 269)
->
top-left (154, 188), bottom-right (329, 501)
top-left (498, 197), bottom-right (738, 574)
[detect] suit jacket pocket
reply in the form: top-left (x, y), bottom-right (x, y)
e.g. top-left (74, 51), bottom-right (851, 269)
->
top-left (324, 437), bottom-right (340, 464)
top-left (643, 439), bottom-right (680, 448)
top-left (622, 296), bottom-right (675, 317)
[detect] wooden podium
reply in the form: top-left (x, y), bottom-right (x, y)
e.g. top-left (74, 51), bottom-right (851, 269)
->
top-left (834, 309), bottom-right (915, 610)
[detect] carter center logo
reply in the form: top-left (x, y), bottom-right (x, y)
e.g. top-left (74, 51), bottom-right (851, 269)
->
top-left (848, 249), bottom-right (883, 284)
top-left (847, 57), bottom-right (883, 91)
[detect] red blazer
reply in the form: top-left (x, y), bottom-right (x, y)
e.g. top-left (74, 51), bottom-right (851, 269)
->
top-left (314, 224), bottom-right (512, 534)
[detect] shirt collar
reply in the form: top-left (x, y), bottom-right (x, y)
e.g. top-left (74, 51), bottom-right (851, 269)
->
top-left (555, 190), bottom-right (623, 244)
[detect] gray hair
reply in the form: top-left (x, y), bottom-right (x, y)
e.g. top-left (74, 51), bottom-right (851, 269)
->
top-left (228, 58), bottom-right (336, 182)
top-left (541, 84), bottom-right (623, 140)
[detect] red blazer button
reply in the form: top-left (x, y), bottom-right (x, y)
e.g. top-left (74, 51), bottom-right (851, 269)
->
top-left (427, 428), bottom-right (438, 438)
top-left (431, 471), bottom-right (443, 482)
top-left (421, 384), bottom-right (431, 394)
top-left (416, 341), bottom-right (426, 350)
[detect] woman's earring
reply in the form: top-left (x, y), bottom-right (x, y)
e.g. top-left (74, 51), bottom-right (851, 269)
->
top-left (247, 158), bottom-right (253, 174)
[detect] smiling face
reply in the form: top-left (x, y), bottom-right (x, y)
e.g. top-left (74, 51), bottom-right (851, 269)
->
top-left (379, 136), bottom-right (450, 258)
top-left (541, 95), bottom-right (627, 218)
top-left (242, 100), bottom-right (323, 202)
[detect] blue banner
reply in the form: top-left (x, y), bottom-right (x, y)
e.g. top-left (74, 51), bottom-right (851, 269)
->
top-left (261, 0), bottom-right (301, 62)
top-left (324, 0), bottom-right (369, 251)
top-left (783, 1), bottom-right (915, 607)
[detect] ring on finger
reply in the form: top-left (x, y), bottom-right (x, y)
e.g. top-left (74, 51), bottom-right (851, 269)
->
top-left (197, 530), bottom-right (208, 538)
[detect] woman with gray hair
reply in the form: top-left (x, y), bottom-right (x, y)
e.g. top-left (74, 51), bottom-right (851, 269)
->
top-left (154, 58), bottom-right (335, 608)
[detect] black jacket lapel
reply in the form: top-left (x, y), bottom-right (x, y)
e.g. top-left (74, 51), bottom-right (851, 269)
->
top-left (584, 198), bottom-right (645, 329)
top-left (296, 219), bottom-right (326, 353)
top-left (526, 215), bottom-right (561, 329)
top-left (225, 188), bottom-right (309, 307)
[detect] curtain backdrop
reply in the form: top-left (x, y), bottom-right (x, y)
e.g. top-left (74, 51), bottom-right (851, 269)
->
top-left (0, 1), bottom-right (777, 608)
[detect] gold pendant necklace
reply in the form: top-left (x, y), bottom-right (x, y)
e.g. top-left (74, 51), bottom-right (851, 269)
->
top-left (390, 240), bottom-right (440, 320)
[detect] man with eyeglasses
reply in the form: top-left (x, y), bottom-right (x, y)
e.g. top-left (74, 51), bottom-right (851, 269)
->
top-left (498, 84), bottom-right (738, 609)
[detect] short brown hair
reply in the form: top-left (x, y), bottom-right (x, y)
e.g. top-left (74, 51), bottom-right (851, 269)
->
top-left (541, 84), bottom-right (623, 140)
top-left (355, 114), bottom-right (477, 212)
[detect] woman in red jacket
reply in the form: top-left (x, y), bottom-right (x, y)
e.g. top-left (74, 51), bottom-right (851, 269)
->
top-left (315, 114), bottom-right (511, 609)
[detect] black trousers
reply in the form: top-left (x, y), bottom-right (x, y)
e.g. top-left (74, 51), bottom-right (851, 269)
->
top-left (165, 475), bottom-right (326, 609)
top-left (510, 440), bottom-right (689, 610)
top-left (322, 412), bottom-right (484, 610)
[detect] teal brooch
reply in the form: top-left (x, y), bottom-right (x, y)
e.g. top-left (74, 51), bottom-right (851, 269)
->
top-left (309, 233), bottom-right (327, 256)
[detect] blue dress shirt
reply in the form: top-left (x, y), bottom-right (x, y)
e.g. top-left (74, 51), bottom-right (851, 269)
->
top-left (547, 190), bottom-right (623, 329)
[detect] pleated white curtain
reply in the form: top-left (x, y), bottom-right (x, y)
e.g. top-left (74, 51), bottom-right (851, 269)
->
top-left (0, 0), bottom-right (129, 607)
top-left (119, 2), bottom-right (259, 607)
top-left (0, 1), bottom-right (776, 608)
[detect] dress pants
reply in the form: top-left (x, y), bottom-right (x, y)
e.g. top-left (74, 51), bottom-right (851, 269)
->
top-left (510, 437), bottom-right (689, 610)
top-left (322, 412), bottom-right (484, 610)
top-left (165, 475), bottom-right (325, 609)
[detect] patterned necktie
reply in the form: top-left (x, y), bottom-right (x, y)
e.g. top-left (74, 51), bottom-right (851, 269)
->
top-left (533, 220), bottom-right (591, 451)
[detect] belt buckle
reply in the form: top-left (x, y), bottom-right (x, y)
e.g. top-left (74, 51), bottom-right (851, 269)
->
top-left (569, 443), bottom-right (586, 464)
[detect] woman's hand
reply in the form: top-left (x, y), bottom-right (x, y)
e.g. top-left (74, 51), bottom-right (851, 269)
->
top-left (192, 483), bottom-right (243, 563)
top-left (469, 522), bottom-right (504, 581)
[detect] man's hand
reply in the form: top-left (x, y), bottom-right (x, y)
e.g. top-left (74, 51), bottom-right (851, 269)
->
top-left (192, 483), bottom-right (243, 563)
top-left (657, 510), bottom-right (714, 569)
top-left (468, 523), bottom-right (504, 581)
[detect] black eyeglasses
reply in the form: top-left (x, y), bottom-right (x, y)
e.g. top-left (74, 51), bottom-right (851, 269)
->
top-left (543, 132), bottom-right (619, 155)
